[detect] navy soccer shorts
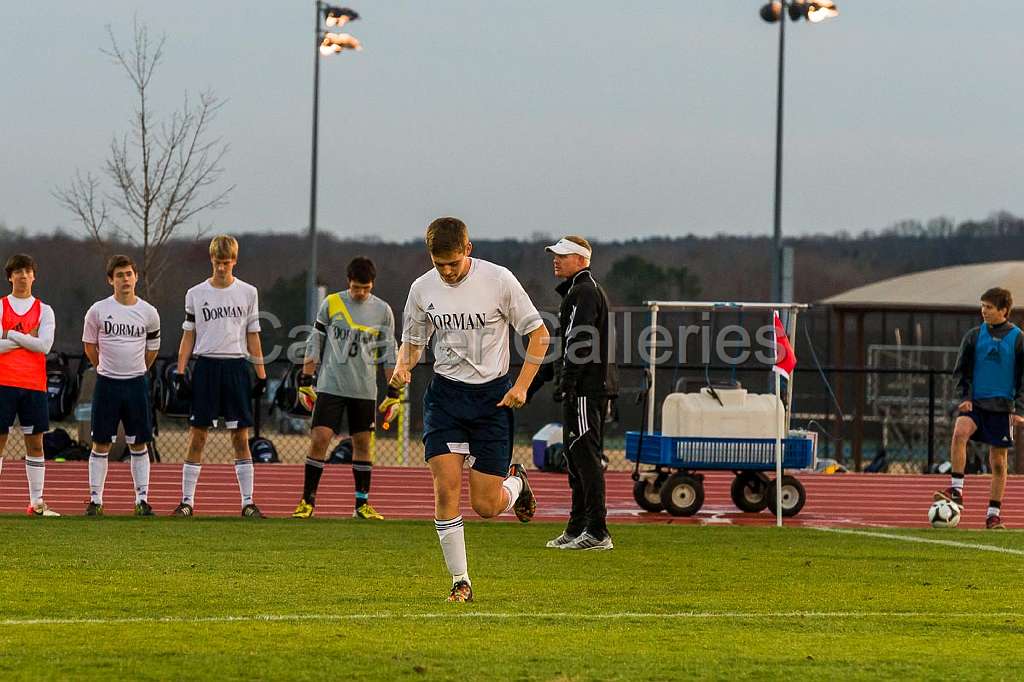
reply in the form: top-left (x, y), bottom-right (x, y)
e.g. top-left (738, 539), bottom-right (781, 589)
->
top-left (91, 374), bottom-right (153, 444)
top-left (0, 385), bottom-right (48, 435)
top-left (189, 357), bottom-right (254, 429)
top-left (422, 373), bottom-right (513, 477)
top-left (961, 406), bottom-right (1014, 449)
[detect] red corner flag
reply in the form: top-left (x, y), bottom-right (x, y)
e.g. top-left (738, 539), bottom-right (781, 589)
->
top-left (772, 310), bottom-right (796, 380)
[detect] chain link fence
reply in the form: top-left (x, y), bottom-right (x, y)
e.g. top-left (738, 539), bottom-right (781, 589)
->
top-left (23, 354), bottom-right (999, 474)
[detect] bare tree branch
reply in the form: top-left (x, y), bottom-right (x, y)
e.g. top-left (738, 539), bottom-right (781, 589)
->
top-left (55, 18), bottom-right (232, 297)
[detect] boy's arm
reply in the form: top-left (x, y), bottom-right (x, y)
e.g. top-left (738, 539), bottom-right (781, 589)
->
top-left (952, 328), bottom-right (976, 407)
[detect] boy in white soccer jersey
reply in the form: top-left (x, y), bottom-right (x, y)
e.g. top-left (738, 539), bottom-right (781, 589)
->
top-left (172, 235), bottom-right (267, 518)
top-left (0, 254), bottom-right (59, 516)
top-left (82, 255), bottom-right (161, 516)
top-left (387, 217), bottom-right (549, 603)
top-left (292, 256), bottom-right (396, 520)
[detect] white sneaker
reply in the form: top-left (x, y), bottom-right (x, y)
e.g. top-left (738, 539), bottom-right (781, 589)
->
top-left (27, 502), bottom-right (61, 517)
top-left (545, 532), bottom-right (579, 549)
top-left (562, 531), bottom-right (613, 551)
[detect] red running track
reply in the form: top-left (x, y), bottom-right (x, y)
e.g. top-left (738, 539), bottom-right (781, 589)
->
top-left (0, 463), bottom-right (1020, 529)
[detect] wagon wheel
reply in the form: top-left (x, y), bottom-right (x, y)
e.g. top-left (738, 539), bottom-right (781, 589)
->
top-left (659, 473), bottom-right (704, 517)
top-left (632, 472), bottom-right (668, 513)
top-left (765, 475), bottom-right (806, 517)
top-left (730, 471), bottom-right (770, 513)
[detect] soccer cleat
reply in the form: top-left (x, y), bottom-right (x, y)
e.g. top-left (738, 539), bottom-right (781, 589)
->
top-left (933, 487), bottom-right (964, 509)
top-left (85, 501), bottom-right (104, 517)
top-left (134, 501), bottom-right (155, 517)
top-left (27, 502), bottom-right (61, 517)
top-left (545, 531), bottom-right (579, 549)
top-left (447, 579), bottom-right (474, 603)
top-left (353, 503), bottom-right (384, 520)
top-left (172, 502), bottom-right (194, 517)
top-left (986, 514), bottom-right (1007, 530)
top-left (241, 503), bottom-right (265, 519)
top-left (562, 531), bottom-right (614, 551)
top-left (292, 498), bottom-right (315, 519)
top-left (508, 463), bottom-right (536, 523)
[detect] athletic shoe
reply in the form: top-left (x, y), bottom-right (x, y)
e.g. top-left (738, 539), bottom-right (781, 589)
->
top-left (172, 502), bottom-right (194, 517)
top-left (986, 514), bottom-right (1007, 530)
top-left (241, 503), bottom-right (265, 519)
top-left (447, 579), bottom-right (474, 603)
top-left (85, 501), bottom-right (103, 517)
top-left (27, 502), bottom-right (60, 517)
top-left (545, 532), bottom-right (579, 549)
top-left (562, 531), bottom-right (614, 551)
top-left (134, 501), bottom-right (155, 517)
top-left (933, 487), bottom-right (964, 509)
top-left (508, 463), bottom-right (536, 523)
top-left (292, 498), bottom-right (315, 519)
top-left (353, 503), bottom-right (384, 520)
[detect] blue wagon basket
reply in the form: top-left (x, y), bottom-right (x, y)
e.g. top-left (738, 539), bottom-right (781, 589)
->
top-left (625, 431), bottom-right (815, 471)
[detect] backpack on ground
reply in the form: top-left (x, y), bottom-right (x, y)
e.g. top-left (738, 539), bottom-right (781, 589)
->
top-left (46, 353), bottom-right (81, 422)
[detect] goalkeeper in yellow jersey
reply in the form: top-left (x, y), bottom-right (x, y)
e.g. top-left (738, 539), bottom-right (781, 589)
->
top-left (292, 257), bottom-right (397, 519)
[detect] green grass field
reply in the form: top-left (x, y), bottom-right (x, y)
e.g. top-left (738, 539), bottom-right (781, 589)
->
top-left (2, 518), bottom-right (1024, 681)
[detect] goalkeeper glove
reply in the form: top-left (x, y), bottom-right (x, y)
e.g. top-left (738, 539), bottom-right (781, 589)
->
top-left (172, 371), bottom-right (191, 401)
top-left (297, 374), bottom-right (317, 412)
top-left (378, 384), bottom-right (401, 428)
top-left (252, 377), bottom-right (268, 400)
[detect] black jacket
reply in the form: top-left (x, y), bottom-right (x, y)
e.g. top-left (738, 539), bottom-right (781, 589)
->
top-left (952, 321), bottom-right (1024, 414)
top-left (555, 269), bottom-right (618, 399)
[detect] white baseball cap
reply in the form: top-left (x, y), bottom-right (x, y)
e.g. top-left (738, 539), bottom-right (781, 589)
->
top-left (544, 238), bottom-right (591, 258)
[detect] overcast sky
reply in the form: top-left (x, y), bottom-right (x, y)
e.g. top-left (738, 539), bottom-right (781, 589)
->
top-left (3, 1), bottom-right (1022, 242)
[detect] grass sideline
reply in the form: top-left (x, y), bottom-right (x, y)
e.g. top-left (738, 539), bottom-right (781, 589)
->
top-left (1, 518), bottom-right (1024, 680)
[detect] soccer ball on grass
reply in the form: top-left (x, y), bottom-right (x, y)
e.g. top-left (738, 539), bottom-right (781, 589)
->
top-left (928, 499), bottom-right (961, 528)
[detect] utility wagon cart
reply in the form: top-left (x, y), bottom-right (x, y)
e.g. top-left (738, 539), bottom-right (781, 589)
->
top-left (625, 301), bottom-right (817, 522)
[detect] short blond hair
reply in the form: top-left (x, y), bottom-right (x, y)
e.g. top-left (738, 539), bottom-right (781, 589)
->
top-left (209, 235), bottom-right (239, 260)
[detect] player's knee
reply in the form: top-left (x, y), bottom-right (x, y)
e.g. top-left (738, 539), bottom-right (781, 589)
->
top-left (952, 426), bottom-right (971, 444)
top-left (471, 498), bottom-right (500, 518)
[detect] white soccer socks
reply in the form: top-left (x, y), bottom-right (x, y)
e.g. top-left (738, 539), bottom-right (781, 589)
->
top-left (182, 462), bottom-right (202, 505)
top-left (501, 474), bottom-right (523, 514)
top-left (234, 459), bottom-right (255, 508)
top-left (25, 455), bottom-right (45, 507)
top-left (130, 449), bottom-right (150, 503)
top-left (88, 451), bottom-right (108, 505)
top-left (435, 516), bottom-right (470, 585)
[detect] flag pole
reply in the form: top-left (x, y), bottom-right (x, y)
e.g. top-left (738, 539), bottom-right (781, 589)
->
top-left (773, 309), bottom-right (784, 527)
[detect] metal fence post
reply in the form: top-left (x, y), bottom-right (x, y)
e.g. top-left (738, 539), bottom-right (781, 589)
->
top-left (927, 371), bottom-right (935, 473)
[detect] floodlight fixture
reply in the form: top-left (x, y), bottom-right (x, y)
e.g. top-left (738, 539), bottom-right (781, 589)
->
top-left (761, 1), bottom-right (839, 23)
top-left (324, 6), bottom-right (360, 27)
top-left (320, 32), bottom-right (362, 55)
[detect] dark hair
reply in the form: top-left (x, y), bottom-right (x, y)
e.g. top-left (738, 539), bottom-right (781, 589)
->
top-left (981, 287), bottom-right (1013, 312)
top-left (4, 254), bottom-right (36, 280)
top-left (106, 254), bottom-right (137, 279)
top-left (425, 217), bottom-right (469, 255)
top-left (347, 256), bottom-right (376, 284)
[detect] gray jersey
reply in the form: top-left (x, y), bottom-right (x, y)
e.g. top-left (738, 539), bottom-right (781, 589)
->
top-left (305, 290), bottom-right (396, 400)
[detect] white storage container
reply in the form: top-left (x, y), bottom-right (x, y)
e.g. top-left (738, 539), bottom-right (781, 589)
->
top-left (661, 387), bottom-right (784, 439)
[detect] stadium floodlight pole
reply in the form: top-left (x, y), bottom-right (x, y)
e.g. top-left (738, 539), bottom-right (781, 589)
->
top-left (307, 2), bottom-right (361, 324)
top-left (759, 1), bottom-right (838, 304)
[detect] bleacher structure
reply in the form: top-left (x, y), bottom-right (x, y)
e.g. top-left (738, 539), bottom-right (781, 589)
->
top-left (866, 344), bottom-right (958, 469)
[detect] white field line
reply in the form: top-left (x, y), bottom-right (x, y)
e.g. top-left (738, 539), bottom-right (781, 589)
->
top-left (0, 611), bottom-right (1021, 626)
top-left (813, 526), bottom-right (1024, 555)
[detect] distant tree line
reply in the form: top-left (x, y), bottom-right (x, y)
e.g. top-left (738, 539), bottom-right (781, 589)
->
top-left (0, 210), bottom-right (1020, 353)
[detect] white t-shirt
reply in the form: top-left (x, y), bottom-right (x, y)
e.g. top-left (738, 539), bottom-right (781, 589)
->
top-left (182, 279), bottom-right (261, 358)
top-left (82, 296), bottom-right (161, 379)
top-left (0, 295), bottom-right (55, 356)
top-left (402, 258), bottom-right (543, 384)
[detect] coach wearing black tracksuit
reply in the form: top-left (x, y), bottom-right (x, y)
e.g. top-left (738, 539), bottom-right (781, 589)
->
top-left (545, 236), bottom-right (618, 551)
